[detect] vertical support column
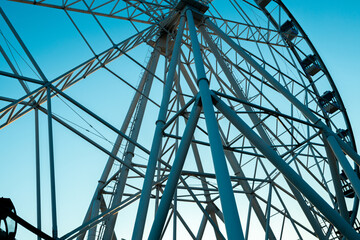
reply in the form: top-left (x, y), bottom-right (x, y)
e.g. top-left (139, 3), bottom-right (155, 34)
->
top-left (35, 108), bottom-right (42, 240)
top-left (186, 9), bottom-right (245, 240)
top-left (212, 94), bottom-right (360, 240)
top-left (265, 184), bottom-right (272, 240)
top-left (46, 87), bottom-right (58, 239)
top-left (101, 38), bottom-right (162, 240)
top-left (131, 14), bottom-right (186, 240)
top-left (178, 91), bottom-right (222, 239)
top-left (148, 98), bottom-right (201, 239)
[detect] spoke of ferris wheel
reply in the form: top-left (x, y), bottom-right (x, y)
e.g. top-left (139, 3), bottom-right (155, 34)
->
top-left (185, 8), bottom-right (245, 240)
top-left (206, 14), bottom-right (360, 235)
top-left (0, 70), bottom-right (43, 85)
top-left (148, 98), bottom-right (201, 239)
top-left (0, 44), bottom-right (31, 94)
top-left (207, 16), bottom-right (287, 47)
top-left (212, 93), bottom-right (360, 239)
top-left (131, 13), bottom-right (186, 240)
top-left (172, 83), bottom-right (224, 238)
top-left (99, 35), bottom-right (163, 240)
top-left (207, 17), bottom-right (360, 218)
top-left (206, 16), bottom-right (360, 168)
top-left (200, 26), bottom-right (272, 146)
top-left (49, 85), bottom-right (150, 159)
top-left (0, 15), bottom-right (43, 125)
top-left (0, 7), bottom-right (47, 82)
top-left (37, 106), bottom-right (147, 180)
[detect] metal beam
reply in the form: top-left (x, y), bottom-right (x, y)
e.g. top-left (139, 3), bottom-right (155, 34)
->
top-left (101, 36), bottom-right (163, 240)
top-left (131, 14), bottom-right (186, 240)
top-left (213, 93), bottom-right (360, 239)
top-left (35, 108), bottom-right (42, 240)
top-left (148, 98), bottom-right (201, 239)
top-left (187, 9), bottom-right (244, 240)
top-left (205, 18), bottom-right (360, 169)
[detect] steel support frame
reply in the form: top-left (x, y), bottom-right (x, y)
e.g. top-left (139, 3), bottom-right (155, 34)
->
top-left (101, 34), bottom-right (163, 240)
top-left (148, 97), bottom-right (201, 239)
top-left (175, 83), bottom-right (223, 239)
top-left (200, 25), bottom-right (272, 145)
top-left (78, 43), bottom-right (159, 239)
top-left (186, 8), bottom-right (245, 240)
top-left (212, 93), bottom-right (360, 239)
top-left (35, 108), bottom-right (42, 240)
top-left (206, 16), bottom-right (360, 236)
top-left (131, 13), bottom-right (186, 240)
top-left (205, 17), bottom-right (360, 167)
top-left (201, 25), bottom-right (277, 239)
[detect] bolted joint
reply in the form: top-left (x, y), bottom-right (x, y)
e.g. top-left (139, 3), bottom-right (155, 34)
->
top-left (155, 119), bottom-right (166, 126)
top-left (196, 77), bottom-right (209, 86)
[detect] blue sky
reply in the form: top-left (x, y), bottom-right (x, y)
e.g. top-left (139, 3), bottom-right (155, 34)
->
top-left (1, 0), bottom-right (360, 239)
top-left (284, 0), bottom-right (360, 149)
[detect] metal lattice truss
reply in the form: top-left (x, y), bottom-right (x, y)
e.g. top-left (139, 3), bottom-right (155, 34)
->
top-left (1, 0), bottom-right (360, 239)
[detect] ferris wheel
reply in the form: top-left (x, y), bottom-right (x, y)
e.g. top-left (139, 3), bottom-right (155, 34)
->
top-left (1, 0), bottom-right (360, 239)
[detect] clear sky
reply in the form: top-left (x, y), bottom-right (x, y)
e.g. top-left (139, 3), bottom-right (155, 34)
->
top-left (283, 0), bottom-right (360, 150)
top-left (1, 0), bottom-right (360, 239)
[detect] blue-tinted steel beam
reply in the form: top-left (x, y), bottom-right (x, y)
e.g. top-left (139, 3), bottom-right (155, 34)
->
top-left (102, 37), bottom-right (162, 240)
top-left (186, 9), bottom-right (245, 240)
top-left (205, 17), bottom-right (360, 168)
top-left (35, 109), bottom-right (42, 240)
top-left (212, 93), bottom-right (360, 240)
top-left (148, 98), bottom-right (201, 239)
top-left (131, 14), bottom-right (186, 240)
